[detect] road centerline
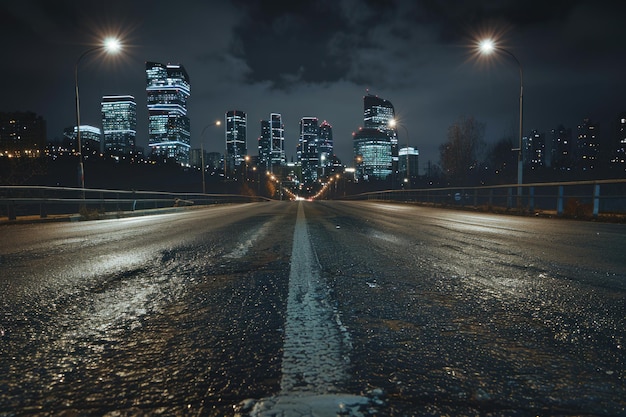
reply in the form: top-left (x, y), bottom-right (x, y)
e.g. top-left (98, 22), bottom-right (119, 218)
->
top-left (242, 202), bottom-right (370, 416)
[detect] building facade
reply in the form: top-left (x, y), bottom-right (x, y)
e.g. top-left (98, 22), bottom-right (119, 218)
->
top-left (270, 113), bottom-right (286, 168)
top-left (398, 146), bottom-right (419, 182)
top-left (353, 127), bottom-right (393, 180)
top-left (0, 111), bottom-right (46, 157)
top-left (64, 125), bottom-right (102, 160)
top-left (318, 120), bottom-right (333, 176)
top-left (258, 119), bottom-right (272, 171)
top-left (146, 62), bottom-right (191, 165)
top-left (577, 118), bottom-right (599, 171)
top-left (299, 117), bottom-right (319, 184)
top-left (611, 112), bottom-right (626, 169)
top-left (551, 124), bottom-right (573, 170)
top-left (225, 110), bottom-right (247, 170)
top-left (364, 94), bottom-right (397, 170)
top-left (101, 95), bottom-right (137, 157)
top-left (526, 129), bottom-right (546, 170)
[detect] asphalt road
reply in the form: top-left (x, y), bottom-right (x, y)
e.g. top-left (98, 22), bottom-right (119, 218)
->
top-left (0, 201), bottom-right (624, 416)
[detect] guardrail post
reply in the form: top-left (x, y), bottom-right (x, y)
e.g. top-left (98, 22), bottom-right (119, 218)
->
top-left (529, 187), bottom-right (535, 213)
top-left (488, 189), bottom-right (493, 208)
top-left (40, 202), bottom-right (48, 219)
top-left (507, 187), bottom-right (513, 209)
top-left (7, 202), bottom-right (16, 221)
top-left (593, 184), bottom-right (600, 218)
top-left (557, 185), bottom-right (564, 216)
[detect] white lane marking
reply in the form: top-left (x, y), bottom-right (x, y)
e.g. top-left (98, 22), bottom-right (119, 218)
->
top-left (280, 202), bottom-right (346, 393)
top-left (243, 202), bottom-right (370, 416)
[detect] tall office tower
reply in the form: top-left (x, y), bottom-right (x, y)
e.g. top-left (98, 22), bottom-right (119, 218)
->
top-left (225, 110), bottom-right (247, 170)
top-left (577, 118), bottom-right (599, 171)
top-left (299, 117), bottom-right (320, 184)
top-left (364, 94), bottom-right (397, 168)
top-left (354, 94), bottom-right (396, 181)
top-left (64, 125), bottom-right (102, 160)
top-left (146, 61), bottom-right (191, 165)
top-left (101, 95), bottom-right (137, 157)
top-left (551, 124), bottom-right (573, 170)
top-left (318, 120), bottom-right (333, 174)
top-left (0, 111), bottom-right (46, 157)
top-left (270, 113), bottom-right (286, 167)
top-left (258, 119), bottom-right (271, 170)
top-left (364, 94), bottom-right (395, 129)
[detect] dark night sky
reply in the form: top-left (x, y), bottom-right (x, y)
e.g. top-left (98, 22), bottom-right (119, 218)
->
top-left (1, 0), bottom-right (625, 169)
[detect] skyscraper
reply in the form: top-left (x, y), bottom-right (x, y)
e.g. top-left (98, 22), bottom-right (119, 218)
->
top-left (354, 94), bottom-right (396, 181)
top-left (364, 94), bottom-right (395, 130)
top-left (299, 117), bottom-right (319, 184)
top-left (146, 62), bottom-right (191, 165)
top-left (225, 110), bottom-right (247, 170)
top-left (270, 113), bottom-right (285, 167)
top-left (258, 119), bottom-right (271, 170)
top-left (319, 120), bottom-right (333, 175)
top-left (101, 95), bottom-right (136, 157)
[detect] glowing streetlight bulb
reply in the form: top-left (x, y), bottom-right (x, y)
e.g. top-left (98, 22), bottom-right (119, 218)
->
top-left (479, 39), bottom-right (495, 54)
top-left (103, 37), bottom-right (122, 54)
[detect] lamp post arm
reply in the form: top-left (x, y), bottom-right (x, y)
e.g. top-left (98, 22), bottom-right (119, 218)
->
top-left (74, 47), bottom-right (101, 131)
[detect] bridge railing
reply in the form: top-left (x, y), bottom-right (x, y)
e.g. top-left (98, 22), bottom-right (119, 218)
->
top-left (341, 179), bottom-right (626, 219)
top-left (0, 186), bottom-right (269, 221)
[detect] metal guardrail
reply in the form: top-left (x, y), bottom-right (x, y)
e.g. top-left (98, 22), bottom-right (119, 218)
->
top-left (0, 186), bottom-right (270, 221)
top-left (341, 179), bottom-right (626, 219)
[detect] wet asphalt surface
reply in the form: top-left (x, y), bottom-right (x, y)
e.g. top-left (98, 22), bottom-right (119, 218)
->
top-left (1, 201), bottom-right (625, 416)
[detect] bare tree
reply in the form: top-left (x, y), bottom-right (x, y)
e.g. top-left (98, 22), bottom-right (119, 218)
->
top-left (0, 157), bottom-right (48, 185)
top-left (439, 116), bottom-right (485, 185)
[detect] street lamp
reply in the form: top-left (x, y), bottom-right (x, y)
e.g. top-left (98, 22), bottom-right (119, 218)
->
top-left (478, 38), bottom-right (524, 195)
top-left (75, 37), bottom-right (122, 190)
top-left (389, 119), bottom-right (411, 189)
top-left (200, 120), bottom-right (221, 194)
top-left (244, 155), bottom-right (250, 182)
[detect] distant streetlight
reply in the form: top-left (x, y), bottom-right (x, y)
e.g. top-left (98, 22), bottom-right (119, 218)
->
top-left (200, 120), bottom-right (221, 194)
top-left (389, 119), bottom-right (411, 189)
top-left (75, 37), bottom-right (122, 190)
top-left (477, 38), bottom-right (524, 194)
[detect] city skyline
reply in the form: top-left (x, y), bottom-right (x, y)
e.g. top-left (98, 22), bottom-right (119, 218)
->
top-left (1, 1), bottom-right (625, 169)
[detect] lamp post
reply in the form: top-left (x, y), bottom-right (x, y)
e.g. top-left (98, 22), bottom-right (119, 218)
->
top-left (244, 155), bottom-right (250, 182)
top-left (478, 39), bottom-right (524, 197)
top-left (389, 119), bottom-right (411, 189)
top-left (75, 37), bottom-right (121, 190)
top-left (200, 120), bottom-right (221, 194)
